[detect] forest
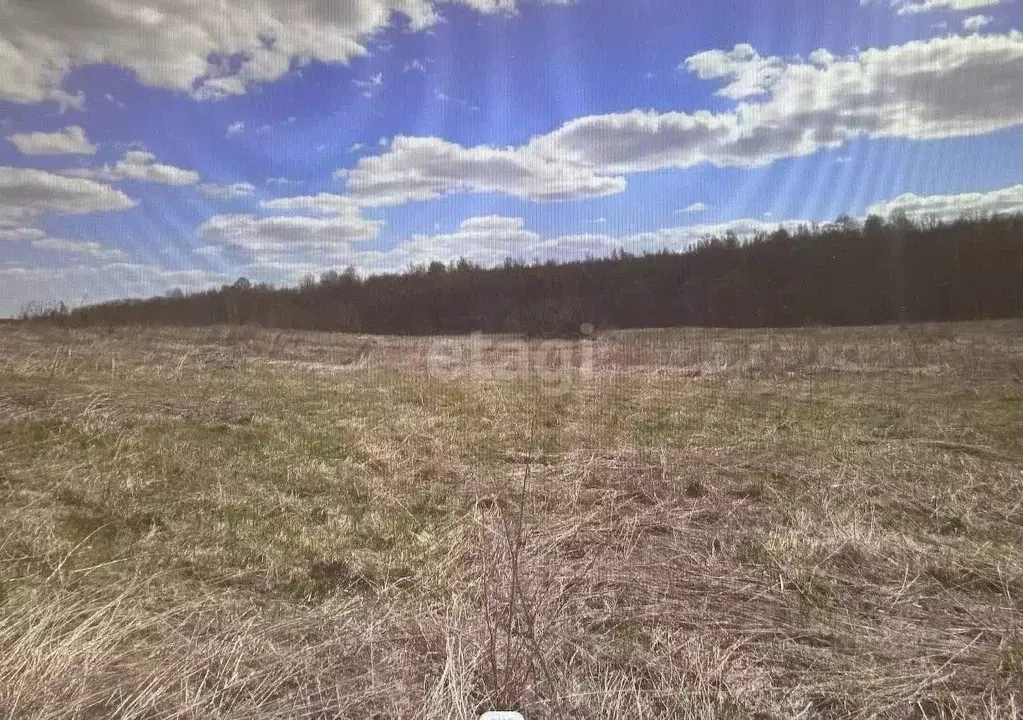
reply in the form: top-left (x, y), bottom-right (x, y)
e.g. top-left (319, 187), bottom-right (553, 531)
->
top-left (46, 213), bottom-right (1023, 335)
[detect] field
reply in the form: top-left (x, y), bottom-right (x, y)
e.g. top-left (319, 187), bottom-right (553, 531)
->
top-left (1, 321), bottom-right (1022, 719)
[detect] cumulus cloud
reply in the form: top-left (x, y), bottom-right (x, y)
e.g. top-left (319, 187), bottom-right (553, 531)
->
top-left (0, 169), bottom-right (128, 261)
top-left (342, 136), bottom-right (626, 205)
top-left (67, 150), bottom-right (200, 185)
top-left (197, 207), bottom-right (383, 261)
top-left (201, 182), bottom-right (256, 200)
top-left (231, 214), bottom-right (549, 277)
top-left (660, 32), bottom-right (1023, 162)
top-left (866, 184), bottom-right (1023, 219)
top-left (367, 215), bottom-right (539, 268)
top-left (339, 33), bottom-right (1023, 205)
top-left (261, 193), bottom-right (363, 215)
top-left (531, 110), bottom-right (740, 174)
top-left (0, 0), bottom-right (573, 105)
top-left (7, 126), bottom-right (97, 155)
top-left (683, 44), bottom-right (784, 99)
top-left (0, 167), bottom-right (136, 228)
top-left (457, 215), bottom-right (527, 233)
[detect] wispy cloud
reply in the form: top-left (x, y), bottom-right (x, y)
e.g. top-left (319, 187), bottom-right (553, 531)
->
top-left (354, 73), bottom-right (383, 97)
top-left (66, 150), bottom-right (200, 186)
top-left (200, 182), bottom-right (256, 200)
top-left (403, 58), bottom-right (429, 72)
top-left (963, 14), bottom-right (992, 30)
top-left (678, 202), bottom-right (709, 213)
top-left (8, 126), bottom-right (97, 156)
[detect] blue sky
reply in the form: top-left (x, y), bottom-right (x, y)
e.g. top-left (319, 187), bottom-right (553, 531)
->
top-left (1, 0), bottom-right (1022, 316)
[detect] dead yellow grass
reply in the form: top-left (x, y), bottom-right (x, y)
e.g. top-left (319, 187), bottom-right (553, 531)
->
top-left (1, 321), bottom-right (1022, 718)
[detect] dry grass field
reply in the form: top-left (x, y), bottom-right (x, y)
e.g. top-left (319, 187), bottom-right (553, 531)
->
top-left (1, 321), bottom-right (1022, 719)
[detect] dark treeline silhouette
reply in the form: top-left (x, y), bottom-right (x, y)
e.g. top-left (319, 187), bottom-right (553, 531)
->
top-left (54, 214), bottom-right (1023, 335)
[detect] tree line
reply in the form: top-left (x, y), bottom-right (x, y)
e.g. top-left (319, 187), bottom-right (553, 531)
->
top-left (49, 213), bottom-right (1023, 335)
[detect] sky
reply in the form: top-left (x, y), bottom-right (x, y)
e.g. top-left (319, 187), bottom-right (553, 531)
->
top-left (1, 0), bottom-right (1022, 316)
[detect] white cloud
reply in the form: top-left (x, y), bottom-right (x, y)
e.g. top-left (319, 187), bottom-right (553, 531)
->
top-left (532, 109), bottom-right (741, 174)
top-left (433, 89), bottom-right (480, 111)
top-left (239, 213), bottom-right (812, 279)
top-left (232, 213), bottom-right (545, 277)
top-left (447, 0), bottom-right (573, 11)
top-left (28, 236), bottom-right (124, 259)
top-left (202, 191), bottom-right (384, 260)
top-left (12, 183), bottom-right (1023, 317)
top-left (0, 227), bottom-right (46, 242)
top-left (342, 135), bottom-right (626, 205)
top-left (0, 167), bottom-right (136, 228)
top-left (266, 177), bottom-right (303, 188)
top-left (0, 0), bottom-right (572, 106)
top-left (0, 227), bottom-right (127, 289)
top-left (683, 44), bottom-right (784, 99)
top-left (678, 202), bottom-right (709, 213)
top-left (198, 207), bottom-right (383, 261)
top-left (201, 182), bottom-right (256, 200)
top-left (67, 150), bottom-right (200, 185)
top-left (399, 216), bottom-right (803, 273)
top-left (866, 184), bottom-right (1023, 219)
top-left (457, 215), bottom-right (526, 233)
top-left (600, 32), bottom-right (1023, 165)
top-left (353, 72), bottom-right (383, 89)
top-left (261, 192), bottom-right (363, 215)
top-left (226, 121), bottom-right (245, 136)
top-left (7, 125), bottom-right (97, 155)
top-left (372, 215), bottom-right (538, 268)
top-left (887, 0), bottom-right (1000, 15)
top-left (340, 33), bottom-right (1023, 205)
top-left (0, 263), bottom-right (232, 317)
top-left (608, 218), bottom-right (802, 255)
top-left (808, 49), bottom-right (837, 66)
top-left (962, 14), bottom-right (992, 30)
